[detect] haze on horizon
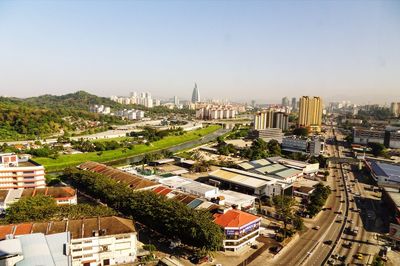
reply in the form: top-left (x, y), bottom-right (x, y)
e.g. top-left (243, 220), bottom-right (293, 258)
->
top-left (0, 0), bottom-right (399, 105)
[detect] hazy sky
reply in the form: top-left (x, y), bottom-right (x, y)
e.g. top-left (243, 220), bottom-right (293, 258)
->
top-left (0, 0), bottom-right (399, 104)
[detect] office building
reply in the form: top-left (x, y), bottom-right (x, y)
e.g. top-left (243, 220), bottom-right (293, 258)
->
top-left (0, 153), bottom-right (46, 190)
top-left (282, 136), bottom-right (324, 155)
top-left (191, 83), bottom-right (200, 103)
top-left (0, 216), bottom-right (137, 266)
top-left (214, 209), bottom-right (261, 252)
top-left (298, 96), bottom-right (323, 132)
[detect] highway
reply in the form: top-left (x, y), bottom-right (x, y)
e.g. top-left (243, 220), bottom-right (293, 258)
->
top-left (327, 129), bottom-right (381, 265)
top-left (251, 127), bottom-right (348, 266)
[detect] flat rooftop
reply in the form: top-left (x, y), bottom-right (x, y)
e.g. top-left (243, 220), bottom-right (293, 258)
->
top-left (383, 187), bottom-right (400, 210)
top-left (370, 161), bottom-right (400, 179)
top-left (209, 168), bottom-right (271, 189)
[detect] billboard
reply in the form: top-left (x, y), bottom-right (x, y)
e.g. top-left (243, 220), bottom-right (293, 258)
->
top-left (389, 223), bottom-right (400, 241)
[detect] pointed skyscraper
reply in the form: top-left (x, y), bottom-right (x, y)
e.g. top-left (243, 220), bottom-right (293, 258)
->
top-left (191, 83), bottom-right (200, 103)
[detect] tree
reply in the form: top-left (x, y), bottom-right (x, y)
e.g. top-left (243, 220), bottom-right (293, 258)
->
top-left (273, 195), bottom-right (296, 238)
top-left (292, 215), bottom-right (304, 231)
top-left (293, 127), bottom-right (309, 137)
top-left (306, 183), bottom-right (331, 217)
top-left (63, 167), bottom-right (224, 251)
top-left (5, 195), bottom-right (58, 223)
top-left (267, 139), bottom-right (281, 155)
top-left (368, 142), bottom-right (386, 157)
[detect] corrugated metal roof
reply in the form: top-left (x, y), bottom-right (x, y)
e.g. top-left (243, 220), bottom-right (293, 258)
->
top-left (16, 233), bottom-right (55, 266)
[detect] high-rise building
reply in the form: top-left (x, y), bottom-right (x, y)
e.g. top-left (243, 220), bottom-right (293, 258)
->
top-left (191, 83), bottom-right (200, 103)
top-left (174, 96), bottom-right (179, 106)
top-left (254, 110), bottom-right (288, 131)
top-left (390, 102), bottom-right (400, 117)
top-left (282, 97), bottom-right (290, 107)
top-left (291, 97), bottom-right (297, 111)
top-left (254, 110), bottom-right (274, 130)
top-left (273, 112), bottom-right (289, 131)
top-left (298, 96), bottom-right (323, 132)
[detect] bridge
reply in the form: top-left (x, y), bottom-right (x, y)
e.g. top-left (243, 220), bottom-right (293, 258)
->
top-left (327, 157), bottom-right (361, 164)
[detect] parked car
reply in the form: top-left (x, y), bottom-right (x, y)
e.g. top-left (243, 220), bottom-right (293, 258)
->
top-left (269, 245), bottom-right (283, 254)
top-left (313, 226), bottom-right (321, 230)
top-left (355, 253), bottom-right (363, 260)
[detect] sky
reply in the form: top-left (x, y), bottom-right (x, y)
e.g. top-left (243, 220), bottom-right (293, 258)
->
top-left (0, 0), bottom-right (399, 104)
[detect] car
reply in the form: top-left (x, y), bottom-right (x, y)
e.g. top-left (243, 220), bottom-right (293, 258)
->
top-left (331, 254), bottom-right (339, 260)
top-left (324, 240), bottom-right (333, 245)
top-left (348, 219), bottom-right (354, 224)
top-left (269, 245), bottom-right (283, 254)
top-left (336, 219), bottom-right (342, 223)
top-left (313, 226), bottom-right (320, 230)
top-left (340, 200), bottom-right (345, 203)
top-left (251, 244), bottom-right (258, 249)
top-left (342, 242), bottom-right (352, 248)
top-left (355, 253), bottom-right (363, 260)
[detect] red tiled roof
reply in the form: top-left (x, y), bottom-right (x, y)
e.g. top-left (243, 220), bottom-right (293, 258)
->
top-left (14, 223), bottom-right (33, 236)
top-left (0, 225), bottom-right (14, 240)
top-left (214, 209), bottom-right (260, 228)
top-left (78, 161), bottom-right (158, 190)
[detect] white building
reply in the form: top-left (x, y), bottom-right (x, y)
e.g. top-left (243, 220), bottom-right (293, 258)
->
top-left (0, 153), bottom-right (46, 190)
top-left (159, 176), bottom-right (219, 199)
top-left (214, 209), bottom-right (261, 252)
top-left (282, 136), bottom-right (324, 155)
top-left (214, 190), bottom-right (256, 212)
top-left (0, 216), bottom-right (137, 266)
top-left (209, 168), bottom-right (291, 198)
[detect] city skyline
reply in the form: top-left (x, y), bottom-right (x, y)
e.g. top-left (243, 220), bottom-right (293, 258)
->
top-left (0, 1), bottom-right (399, 104)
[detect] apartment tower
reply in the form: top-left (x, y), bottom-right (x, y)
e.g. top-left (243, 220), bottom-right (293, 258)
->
top-left (298, 96), bottom-right (323, 132)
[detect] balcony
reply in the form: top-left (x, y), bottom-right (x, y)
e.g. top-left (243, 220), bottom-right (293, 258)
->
top-left (223, 231), bottom-right (259, 247)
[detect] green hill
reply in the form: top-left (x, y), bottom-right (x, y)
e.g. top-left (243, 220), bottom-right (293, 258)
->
top-left (0, 91), bottom-right (126, 141)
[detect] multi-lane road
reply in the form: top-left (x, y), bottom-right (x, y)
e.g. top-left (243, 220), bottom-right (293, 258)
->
top-left (250, 126), bottom-right (383, 266)
top-left (250, 127), bottom-right (347, 266)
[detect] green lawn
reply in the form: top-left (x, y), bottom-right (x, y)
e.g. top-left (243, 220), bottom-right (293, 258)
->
top-left (34, 125), bottom-right (221, 172)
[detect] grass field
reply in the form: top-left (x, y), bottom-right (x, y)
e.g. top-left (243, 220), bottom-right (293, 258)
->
top-left (34, 125), bottom-right (221, 172)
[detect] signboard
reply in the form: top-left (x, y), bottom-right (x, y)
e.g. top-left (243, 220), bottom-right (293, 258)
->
top-left (389, 223), bottom-right (400, 241)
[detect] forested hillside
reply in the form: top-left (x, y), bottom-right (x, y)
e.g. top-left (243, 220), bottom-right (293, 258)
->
top-left (0, 92), bottom-right (125, 141)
